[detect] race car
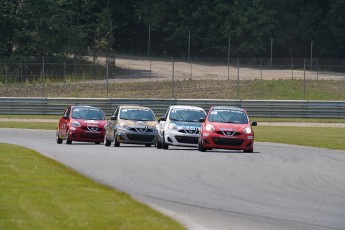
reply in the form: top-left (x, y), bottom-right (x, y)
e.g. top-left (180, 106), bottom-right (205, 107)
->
top-left (156, 105), bottom-right (206, 149)
top-left (56, 105), bottom-right (107, 144)
top-left (198, 106), bottom-right (257, 152)
top-left (104, 105), bottom-right (158, 147)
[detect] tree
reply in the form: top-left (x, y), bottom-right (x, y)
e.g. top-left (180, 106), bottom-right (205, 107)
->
top-left (230, 0), bottom-right (277, 57)
top-left (0, 1), bottom-right (17, 56)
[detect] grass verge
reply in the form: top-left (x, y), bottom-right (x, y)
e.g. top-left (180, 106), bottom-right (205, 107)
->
top-left (0, 143), bottom-right (185, 230)
top-left (0, 122), bottom-right (56, 130)
top-left (254, 126), bottom-right (345, 151)
top-left (1, 79), bottom-right (345, 100)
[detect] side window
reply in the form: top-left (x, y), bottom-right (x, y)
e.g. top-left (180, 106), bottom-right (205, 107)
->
top-left (163, 108), bottom-right (169, 119)
top-left (113, 108), bottom-right (119, 118)
top-left (64, 107), bottom-right (70, 117)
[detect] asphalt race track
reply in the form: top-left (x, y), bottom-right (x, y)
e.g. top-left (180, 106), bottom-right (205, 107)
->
top-left (1, 128), bottom-right (345, 230)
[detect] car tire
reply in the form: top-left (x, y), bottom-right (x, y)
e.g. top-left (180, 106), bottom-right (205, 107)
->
top-left (66, 130), bottom-right (72, 144)
top-left (114, 133), bottom-right (120, 147)
top-left (104, 134), bottom-right (111, 147)
top-left (145, 144), bottom-right (151, 147)
top-left (56, 132), bottom-right (63, 144)
top-left (162, 134), bottom-right (169, 149)
top-left (198, 139), bottom-right (206, 152)
top-left (156, 138), bottom-right (162, 149)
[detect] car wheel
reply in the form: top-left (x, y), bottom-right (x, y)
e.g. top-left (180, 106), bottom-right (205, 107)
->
top-left (162, 138), bottom-right (169, 149)
top-left (198, 139), bottom-right (206, 152)
top-left (104, 134), bottom-right (111, 147)
top-left (56, 131), bottom-right (63, 144)
top-left (114, 133), bottom-right (120, 147)
top-left (66, 130), bottom-right (72, 144)
top-left (145, 144), bottom-right (151, 147)
top-left (156, 138), bottom-right (162, 149)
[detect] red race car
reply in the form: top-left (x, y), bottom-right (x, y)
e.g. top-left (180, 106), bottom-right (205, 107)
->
top-left (56, 105), bottom-right (107, 144)
top-left (198, 106), bottom-right (257, 153)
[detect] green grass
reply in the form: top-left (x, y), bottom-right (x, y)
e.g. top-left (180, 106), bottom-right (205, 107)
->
top-left (0, 122), bottom-right (56, 130)
top-left (0, 143), bottom-right (186, 230)
top-left (254, 126), bottom-right (345, 151)
top-left (1, 79), bottom-right (345, 99)
top-left (0, 115), bottom-right (60, 119)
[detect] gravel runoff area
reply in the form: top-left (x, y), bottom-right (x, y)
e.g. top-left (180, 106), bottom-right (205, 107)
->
top-left (91, 56), bottom-right (345, 82)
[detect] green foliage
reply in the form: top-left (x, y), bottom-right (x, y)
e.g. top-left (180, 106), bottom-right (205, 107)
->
top-left (0, 0), bottom-right (345, 58)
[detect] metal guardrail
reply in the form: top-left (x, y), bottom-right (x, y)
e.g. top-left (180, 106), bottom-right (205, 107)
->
top-left (1, 97), bottom-right (345, 118)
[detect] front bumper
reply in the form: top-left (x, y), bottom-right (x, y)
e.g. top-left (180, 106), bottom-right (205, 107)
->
top-left (201, 132), bottom-right (254, 151)
top-left (117, 128), bottom-right (158, 145)
top-left (164, 129), bottom-right (199, 147)
top-left (69, 127), bottom-right (105, 142)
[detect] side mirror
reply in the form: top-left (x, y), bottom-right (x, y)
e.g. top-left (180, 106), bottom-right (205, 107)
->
top-left (110, 116), bottom-right (117, 121)
top-left (199, 118), bottom-right (205, 122)
top-left (251, 121), bottom-right (257, 126)
top-left (63, 114), bottom-right (68, 119)
top-left (159, 117), bottom-right (166, 122)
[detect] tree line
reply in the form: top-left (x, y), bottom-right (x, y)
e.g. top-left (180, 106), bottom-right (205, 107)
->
top-left (1, 0), bottom-right (344, 59)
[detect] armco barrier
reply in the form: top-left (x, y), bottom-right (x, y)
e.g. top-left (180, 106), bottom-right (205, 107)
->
top-left (0, 97), bottom-right (345, 118)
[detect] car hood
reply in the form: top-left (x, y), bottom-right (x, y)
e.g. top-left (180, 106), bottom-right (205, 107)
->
top-left (74, 119), bottom-right (106, 127)
top-left (120, 120), bottom-right (158, 127)
top-left (209, 122), bottom-right (248, 131)
top-left (171, 121), bottom-right (202, 129)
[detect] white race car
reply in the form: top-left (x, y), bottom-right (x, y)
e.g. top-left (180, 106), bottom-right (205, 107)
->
top-left (156, 105), bottom-right (206, 149)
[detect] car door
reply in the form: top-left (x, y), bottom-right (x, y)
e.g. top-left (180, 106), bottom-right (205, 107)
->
top-left (158, 108), bottom-right (170, 137)
top-left (59, 106), bottom-right (71, 138)
top-left (106, 108), bottom-right (119, 140)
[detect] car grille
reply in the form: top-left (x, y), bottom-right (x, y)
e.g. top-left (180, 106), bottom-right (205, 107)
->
top-left (83, 127), bottom-right (103, 132)
top-left (213, 137), bottom-right (244, 146)
top-left (175, 135), bottom-right (199, 144)
top-left (178, 129), bottom-right (200, 134)
top-left (129, 128), bottom-right (154, 133)
top-left (216, 131), bottom-right (240, 136)
top-left (127, 134), bottom-right (156, 142)
top-left (81, 132), bottom-right (101, 139)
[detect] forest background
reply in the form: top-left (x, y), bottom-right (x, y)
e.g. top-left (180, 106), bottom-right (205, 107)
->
top-left (1, 0), bottom-right (345, 60)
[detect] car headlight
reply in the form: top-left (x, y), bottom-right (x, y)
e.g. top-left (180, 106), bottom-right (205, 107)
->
top-left (71, 120), bottom-right (81, 127)
top-left (119, 122), bottom-right (128, 129)
top-left (205, 124), bottom-right (215, 132)
top-left (167, 123), bottom-right (177, 131)
top-left (243, 127), bottom-right (252, 134)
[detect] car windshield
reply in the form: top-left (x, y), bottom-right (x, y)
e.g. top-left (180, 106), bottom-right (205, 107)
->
top-left (208, 109), bottom-right (248, 124)
top-left (169, 108), bottom-right (205, 122)
top-left (119, 108), bottom-right (156, 121)
top-left (71, 107), bottom-right (105, 120)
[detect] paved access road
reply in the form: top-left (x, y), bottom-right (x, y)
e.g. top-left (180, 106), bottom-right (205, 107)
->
top-left (1, 128), bottom-right (345, 230)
